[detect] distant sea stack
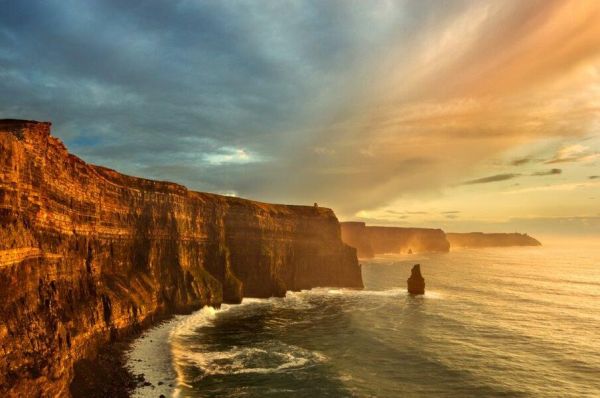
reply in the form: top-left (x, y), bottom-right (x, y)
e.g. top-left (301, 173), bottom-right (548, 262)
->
top-left (340, 222), bottom-right (450, 258)
top-left (447, 232), bottom-right (541, 248)
top-left (0, 120), bottom-right (363, 397)
top-left (407, 264), bottom-right (425, 295)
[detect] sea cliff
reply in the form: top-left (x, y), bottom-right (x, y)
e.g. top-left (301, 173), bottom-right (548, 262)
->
top-left (0, 120), bottom-right (363, 397)
top-left (341, 222), bottom-right (541, 258)
top-left (446, 232), bottom-right (541, 248)
top-left (340, 222), bottom-right (450, 258)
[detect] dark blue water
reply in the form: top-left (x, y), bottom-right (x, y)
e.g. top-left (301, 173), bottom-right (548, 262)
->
top-left (128, 246), bottom-right (600, 397)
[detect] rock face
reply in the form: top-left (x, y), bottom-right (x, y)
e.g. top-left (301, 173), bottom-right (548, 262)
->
top-left (339, 222), bottom-right (374, 258)
top-left (0, 120), bottom-right (363, 398)
top-left (447, 232), bottom-right (541, 248)
top-left (407, 264), bottom-right (425, 295)
top-left (340, 222), bottom-right (450, 258)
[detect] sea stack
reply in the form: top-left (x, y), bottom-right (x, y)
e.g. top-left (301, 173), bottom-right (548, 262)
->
top-left (407, 264), bottom-right (425, 295)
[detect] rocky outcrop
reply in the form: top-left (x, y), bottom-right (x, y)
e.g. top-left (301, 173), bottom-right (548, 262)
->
top-left (446, 232), bottom-right (541, 248)
top-left (340, 223), bottom-right (450, 258)
top-left (0, 120), bottom-right (363, 398)
top-left (407, 264), bottom-right (424, 295)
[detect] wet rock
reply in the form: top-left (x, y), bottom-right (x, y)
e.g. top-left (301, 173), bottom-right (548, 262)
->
top-left (407, 264), bottom-right (425, 295)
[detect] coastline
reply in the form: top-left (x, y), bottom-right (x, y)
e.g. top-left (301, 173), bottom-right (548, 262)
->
top-left (70, 315), bottom-right (179, 398)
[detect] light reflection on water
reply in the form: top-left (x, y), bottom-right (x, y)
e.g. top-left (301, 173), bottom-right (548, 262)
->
top-left (129, 245), bottom-right (600, 397)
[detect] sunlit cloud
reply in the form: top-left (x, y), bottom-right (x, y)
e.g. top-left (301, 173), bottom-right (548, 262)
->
top-left (546, 144), bottom-right (600, 164)
top-left (203, 147), bottom-right (260, 166)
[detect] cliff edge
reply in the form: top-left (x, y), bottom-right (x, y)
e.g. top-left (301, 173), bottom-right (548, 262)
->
top-left (0, 120), bottom-right (363, 397)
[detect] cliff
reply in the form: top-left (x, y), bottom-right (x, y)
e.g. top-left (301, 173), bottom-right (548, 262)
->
top-left (339, 222), bottom-right (374, 258)
top-left (0, 120), bottom-right (363, 397)
top-left (446, 232), bottom-right (541, 248)
top-left (340, 222), bottom-right (450, 258)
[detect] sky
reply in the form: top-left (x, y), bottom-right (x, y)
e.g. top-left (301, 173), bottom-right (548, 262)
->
top-left (1, 0), bottom-right (599, 236)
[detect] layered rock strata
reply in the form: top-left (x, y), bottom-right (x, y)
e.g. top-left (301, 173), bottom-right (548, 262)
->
top-left (0, 120), bottom-right (363, 397)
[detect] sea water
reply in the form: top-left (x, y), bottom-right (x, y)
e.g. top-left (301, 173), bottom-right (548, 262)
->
top-left (128, 244), bottom-right (600, 397)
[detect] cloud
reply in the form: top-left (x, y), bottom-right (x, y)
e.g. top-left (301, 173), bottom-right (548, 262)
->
top-left (504, 181), bottom-right (600, 194)
top-left (545, 144), bottom-right (600, 164)
top-left (461, 168), bottom-right (560, 186)
top-left (511, 157), bottom-right (533, 166)
top-left (590, 175), bottom-right (599, 179)
top-left (0, 0), bottom-right (599, 218)
top-left (462, 173), bottom-right (521, 185)
top-left (530, 168), bottom-right (562, 176)
top-left (203, 147), bottom-right (261, 166)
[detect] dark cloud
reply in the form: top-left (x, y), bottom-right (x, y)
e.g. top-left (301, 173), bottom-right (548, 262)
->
top-left (530, 168), bottom-right (562, 176)
top-left (511, 157), bottom-right (533, 166)
top-left (462, 168), bottom-right (561, 186)
top-left (590, 176), bottom-right (599, 179)
top-left (462, 173), bottom-right (520, 185)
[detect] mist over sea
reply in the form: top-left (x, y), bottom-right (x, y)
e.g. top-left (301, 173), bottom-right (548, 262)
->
top-left (128, 244), bottom-right (600, 397)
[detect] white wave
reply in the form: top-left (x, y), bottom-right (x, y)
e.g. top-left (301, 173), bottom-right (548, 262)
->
top-left (169, 305), bottom-right (224, 338)
top-left (170, 298), bottom-right (271, 340)
top-left (173, 341), bottom-right (327, 378)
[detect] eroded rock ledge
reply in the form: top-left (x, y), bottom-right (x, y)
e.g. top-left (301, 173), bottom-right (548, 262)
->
top-left (0, 120), bottom-right (363, 397)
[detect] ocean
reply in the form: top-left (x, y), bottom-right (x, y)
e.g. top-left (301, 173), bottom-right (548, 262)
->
top-left (127, 244), bottom-right (600, 397)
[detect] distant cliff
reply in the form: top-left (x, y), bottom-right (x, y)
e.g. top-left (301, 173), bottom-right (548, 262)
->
top-left (341, 222), bottom-right (542, 258)
top-left (0, 120), bottom-right (363, 397)
top-left (446, 232), bottom-right (541, 248)
top-left (339, 222), bottom-right (374, 258)
top-left (340, 222), bottom-right (450, 258)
